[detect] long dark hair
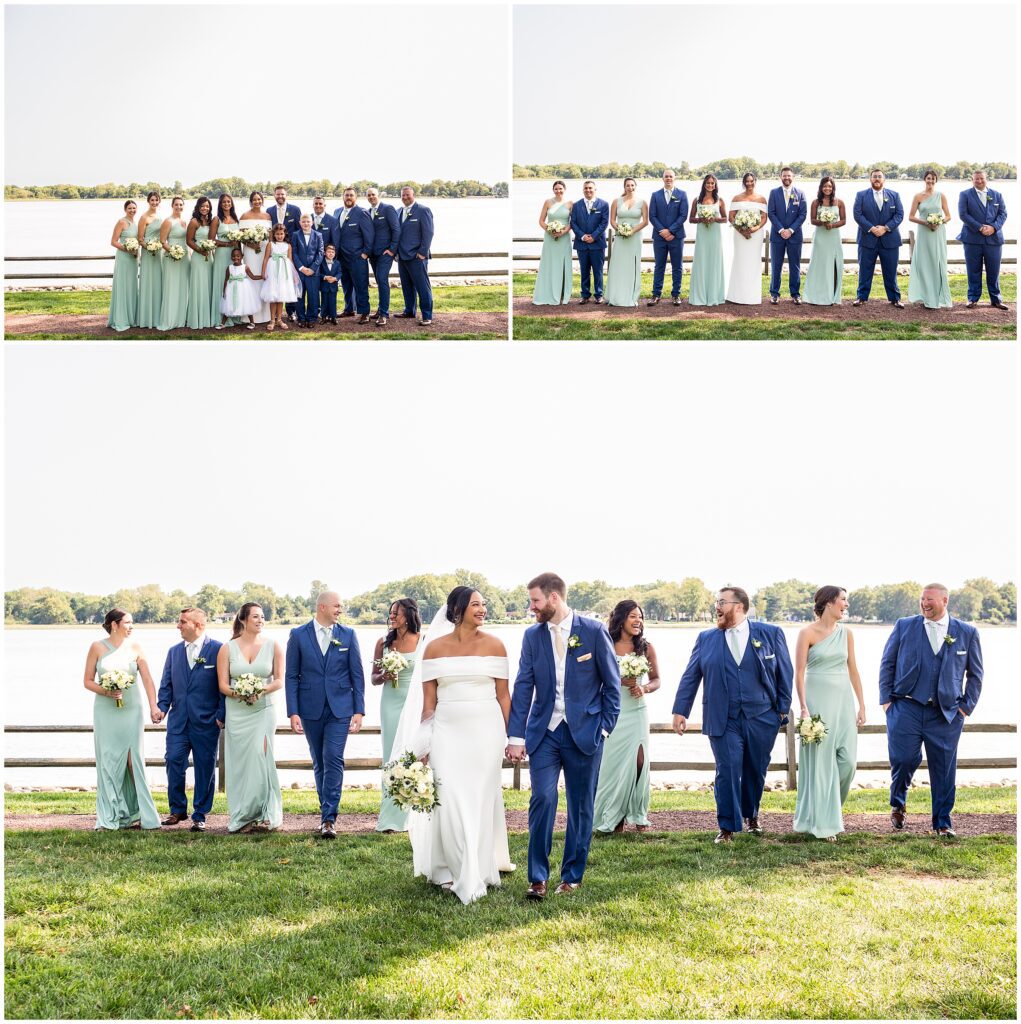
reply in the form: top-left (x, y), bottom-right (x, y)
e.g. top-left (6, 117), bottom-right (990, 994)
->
top-left (103, 608), bottom-right (129, 634)
top-left (607, 600), bottom-right (648, 656)
top-left (191, 196), bottom-right (212, 225)
top-left (384, 598), bottom-right (422, 649)
top-left (232, 602), bottom-right (262, 639)
top-left (216, 193), bottom-right (238, 224)
top-left (445, 586), bottom-right (479, 625)
top-left (817, 176), bottom-right (837, 205)
top-left (697, 175), bottom-right (718, 204)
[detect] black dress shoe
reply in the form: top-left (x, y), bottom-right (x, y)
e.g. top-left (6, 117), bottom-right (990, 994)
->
top-left (891, 808), bottom-right (905, 830)
top-left (646, 296), bottom-right (661, 306)
top-left (770, 296), bottom-right (779, 304)
top-left (397, 311), bottom-right (417, 318)
top-left (992, 301), bottom-right (1010, 311)
top-left (339, 311), bottom-right (355, 319)
top-left (672, 297), bottom-right (682, 306)
top-left (890, 300), bottom-right (905, 309)
top-left (330, 317), bottom-right (338, 325)
top-left (966, 301), bottom-right (978, 308)
top-left (852, 298), bottom-right (867, 306)
top-left (593, 296), bottom-right (604, 304)
top-left (792, 296), bottom-right (802, 305)
top-left (579, 297), bottom-right (590, 305)
top-left (190, 820), bottom-right (206, 833)
top-left (744, 817), bottom-right (763, 836)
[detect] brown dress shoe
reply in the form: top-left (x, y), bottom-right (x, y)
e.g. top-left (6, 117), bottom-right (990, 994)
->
top-left (525, 881), bottom-right (547, 900)
top-left (714, 829), bottom-right (733, 844)
top-left (554, 881), bottom-right (581, 895)
top-left (744, 817), bottom-right (763, 836)
top-left (162, 813), bottom-right (189, 826)
top-left (891, 808), bottom-right (906, 830)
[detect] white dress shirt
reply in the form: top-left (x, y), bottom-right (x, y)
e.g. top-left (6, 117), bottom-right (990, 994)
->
top-left (186, 634), bottom-right (206, 669)
top-left (925, 611), bottom-right (951, 653)
top-left (663, 188), bottom-right (673, 205)
top-left (727, 618), bottom-right (750, 664)
top-left (873, 188), bottom-right (884, 210)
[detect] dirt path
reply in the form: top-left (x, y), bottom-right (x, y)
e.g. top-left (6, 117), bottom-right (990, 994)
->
top-left (5, 810), bottom-right (1014, 836)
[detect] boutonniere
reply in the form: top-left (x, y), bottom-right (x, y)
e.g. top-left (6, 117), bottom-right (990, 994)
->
top-left (751, 639), bottom-right (763, 649)
top-left (568, 635), bottom-right (582, 650)
top-left (944, 635), bottom-right (956, 646)
top-left (194, 655), bottom-right (207, 665)
top-left (330, 637), bottom-right (344, 648)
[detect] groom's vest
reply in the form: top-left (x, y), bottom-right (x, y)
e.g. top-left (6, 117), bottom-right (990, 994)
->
top-left (908, 636), bottom-right (946, 705)
top-left (724, 639), bottom-right (772, 714)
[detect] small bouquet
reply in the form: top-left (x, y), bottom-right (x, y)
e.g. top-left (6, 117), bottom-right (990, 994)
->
top-left (144, 238), bottom-right (163, 255)
top-left (616, 222), bottom-right (634, 238)
top-left (617, 653), bottom-right (651, 681)
top-left (375, 649), bottom-right (410, 688)
top-left (241, 225), bottom-right (269, 252)
top-left (226, 229), bottom-right (243, 244)
top-left (796, 713), bottom-right (828, 745)
top-left (99, 669), bottom-right (135, 709)
top-left (926, 212), bottom-right (945, 227)
top-left (198, 238), bottom-right (218, 261)
top-left (167, 244), bottom-right (186, 261)
top-left (381, 750), bottom-right (439, 813)
top-left (697, 204), bottom-right (717, 225)
top-left (122, 237), bottom-right (140, 255)
top-left (231, 672), bottom-right (267, 704)
top-left (546, 219), bottom-right (566, 236)
top-left (733, 210), bottom-right (761, 230)
top-left (817, 208), bottom-right (840, 225)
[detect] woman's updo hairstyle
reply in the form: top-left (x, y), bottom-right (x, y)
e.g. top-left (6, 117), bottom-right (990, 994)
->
top-left (445, 586), bottom-right (478, 625)
top-left (146, 190), bottom-right (161, 203)
top-left (103, 608), bottom-right (129, 634)
top-left (813, 585), bottom-right (845, 618)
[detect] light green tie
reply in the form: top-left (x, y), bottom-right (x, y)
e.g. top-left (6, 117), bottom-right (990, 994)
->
top-left (979, 191), bottom-right (987, 207)
top-left (926, 621), bottom-right (941, 655)
top-left (729, 628), bottom-right (741, 662)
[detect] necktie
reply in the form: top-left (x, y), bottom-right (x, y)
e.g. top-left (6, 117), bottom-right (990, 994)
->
top-left (728, 629), bottom-right (741, 663)
top-left (875, 190), bottom-right (884, 210)
top-left (319, 627), bottom-right (330, 655)
top-left (979, 191), bottom-right (987, 207)
top-left (784, 190), bottom-right (790, 208)
top-left (186, 642), bottom-right (196, 668)
top-left (552, 624), bottom-right (566, 662)
top-left (587, 201), bottom-right (593, 214)
top-left (926, 621), bottom-right (941, 655)
top-left (340, 209), bottom-right (349, 227)
top-left (402, 207), bottom-right (410, 223)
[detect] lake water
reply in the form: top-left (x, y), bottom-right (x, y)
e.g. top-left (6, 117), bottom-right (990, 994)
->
top-left (513, 178), bottom-right (1018, 270)
top-left (4, 196), bottom-right (510, 287)
top-left (4, 622), bottom-right (1015, 791)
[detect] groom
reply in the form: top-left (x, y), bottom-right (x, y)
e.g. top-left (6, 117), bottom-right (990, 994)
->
top-left (286, 590), bottom-right (365, 838)
top-left (672, 586), bottom-right (793, 843)
top-left (766, 167), bottom-right (807, 304)
top-left (506, 573), bottom-right (620, 899)
top-left (958, 169), bottom-right (1010, 310)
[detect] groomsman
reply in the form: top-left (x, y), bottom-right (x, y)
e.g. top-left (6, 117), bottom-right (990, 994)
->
top-left (570, 181), bottom-right (609, 304)
top-left (319, 243), bottom-right (341, 324)
top-left (766, 167), bottom-right (807, 304)
top-left (852, 169), bottom-right (905, 307)
top-left (647, 169), bottom-right (688, 306)
top-left (396, 186), bottom-right (435, 326)
top-left (957, 170), bottom-right (1010, 310)
top-left (309, 196), bottom-right (337, 249)
top-left (269, 185), bottom-right (303, 321)
top-left (331, 188), bottom-right (375, 323)
top-left (880, 584), bottom-right (983, 837)
top-left (672, 587), bottom-right (793, 843)
top-left (366, 186), bottom-right (401, 327)
top-left (286, 591), bottom-right (365, 839)
top-left (157, 608), bottom-right (224, 833)
top-left (292, 213), bottom-right (324, 327)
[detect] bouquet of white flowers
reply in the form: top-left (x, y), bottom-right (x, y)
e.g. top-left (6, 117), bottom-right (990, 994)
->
top-left (381, 750), bottom-right (439, 813)
top-left (123, 237), bottom-right (140, 254)
top-left (99, 669), bottom-right (135, 708)
top-left (616, 222), bottom-right (634, 238)
top-left (796, 713), bottom-right (828, 745)
top-left (547, 219), bottom-right (565, 236)
top-left (926, 212), bottom-right (945, 227)
top-left (241, 225), bottom-right (269, 252)
top-left (617, 653), bottom-right (651, 680)
top-left (231, 672), bottom-right (267, 704)
top-left (817, 208), bottom-right (840, 225)
top-left (375, 649), bottom-right (410, 688)
top-left (697, 204), bottom-right (717, 225)
top-left (226, 229), bottom-right (243, 244)
top-left (198, 238), bottom-right (218, 260)
top-left (167, 244), bottom-right (186, 261)
top-left (144, 238), bottom-right (163, 255)
top-left (733, 210), bottom-right (761, 230)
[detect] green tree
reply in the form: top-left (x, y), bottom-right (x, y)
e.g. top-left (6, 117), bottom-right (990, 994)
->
top-left (28, 590), bottom-right (76, 624)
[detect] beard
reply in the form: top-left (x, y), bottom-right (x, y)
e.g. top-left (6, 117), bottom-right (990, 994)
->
top-left (533, 604), bottom-right (555, 625)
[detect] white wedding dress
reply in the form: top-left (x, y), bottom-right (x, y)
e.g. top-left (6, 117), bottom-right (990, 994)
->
top-left (726, 200), bottom-right (768, 304)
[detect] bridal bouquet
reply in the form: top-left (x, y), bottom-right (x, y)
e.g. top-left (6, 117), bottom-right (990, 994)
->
top-left (144, 238), bottom-right (163, 255)
top-left (733, 210), bottom-right (761, 230)
top-left (926, 212), bottom-right (945, 227)
top-left (231, 672), bottom-right (266, 704)
top-left (99, 669), bottom-right (135, 708)
top-left (617, 653), bottom-right (651, 681)
top-left (167, 244), bottom-right (186, 261)
top-left (198, 238), bottom-right (218, 260)
top-left (546, 219), bottom-right (566, 236)
top-left (616, 223), bottom-right (634, 238)
top-left (122, 237), bottom-right (140, 255)
top-left (382, 750), bottom-right (439, 813)
top-left (817, 208), bottom-right (840, 225)
top-left (697, 204), bottom-right (717, 225)
top-left (241, 225), bottom-right (269, 252)
top-left (375, 649), bottom-right (409, 688)
top-left (796, 713), bottom-right (828, 745)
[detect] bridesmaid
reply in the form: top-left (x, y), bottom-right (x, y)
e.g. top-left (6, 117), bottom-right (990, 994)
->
top-left (804, 176), bottom-right (846, 306)
top-left (532, 180), bottom-right (574, 305)
top-left (136, 190), bottom-right (164, 329)
top-left (371, 598), bottom-right (422, 833)
top-left (593, 600), bottom-right (660, 833)
top-left (217, 602), bottom-right (284, 833)
top-left (210, 193), bottom-right (241, 328)
top-left (688, 174), bottom-right (727, 305)
top-left (157, 196), bottom-right (190, 331)
top-left (240, 190), bottom-right (273, 325)
top-left (82, 609), bottom-right (162, 830)
top-left (908, 169), bottom-right (952, 309)
top-left (605, 177), bottom-right (648, 307)
top-left (792, 586), bottom-right (866, 841)
top-left (186, 196), bottom-right (216, 330)
top-left (108, 199), bottom-right (139, 331)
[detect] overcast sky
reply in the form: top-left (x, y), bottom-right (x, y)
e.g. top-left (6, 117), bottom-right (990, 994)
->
top-left (5, 341), bottom-right (1015, 597)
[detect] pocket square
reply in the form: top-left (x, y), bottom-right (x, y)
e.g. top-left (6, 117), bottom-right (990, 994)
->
top-left (956, 650), bottom-right (967, 656)
top-left (764, 653), bottom-right (776, 660)
top-left (577, 652), bottom-right (593, 662)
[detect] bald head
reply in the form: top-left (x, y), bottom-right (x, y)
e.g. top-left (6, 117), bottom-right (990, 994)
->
top-left (315, 591), bottom-right (342, 626)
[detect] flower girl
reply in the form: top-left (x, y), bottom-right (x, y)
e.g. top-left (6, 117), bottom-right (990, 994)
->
top-left (220, 247), bottom-right (262, 330)
top-left (260, 222), bottom-right (302, 331)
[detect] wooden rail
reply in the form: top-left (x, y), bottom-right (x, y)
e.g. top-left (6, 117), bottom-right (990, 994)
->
top-left (6, 721), bottom-right (1015, 792)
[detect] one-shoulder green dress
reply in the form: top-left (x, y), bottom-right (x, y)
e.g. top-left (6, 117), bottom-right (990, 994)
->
top-left (136, 217), bottom-right (164, 329)
top-left (908, 193), bottom-right (951, 309)
top-left (376, 644), bottom-right (419, 832)
top-left (157, 219), bottom-right (190, 331)
top-left (186, 224), bottom-right (216, 330)
top-left (532, 201), bottom-right (573, 305)
top-left (108, 223), bottom-right (139, 331)
top-left (605, 201), bottom-right (644, 307)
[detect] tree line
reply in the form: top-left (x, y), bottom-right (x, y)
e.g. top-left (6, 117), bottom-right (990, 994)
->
top-left (5, 575), bottom-right (1015, 626)
top-left (513, 159), bottom-right (1017, 182)
top-left (4, 177), bottom-right (509, 202)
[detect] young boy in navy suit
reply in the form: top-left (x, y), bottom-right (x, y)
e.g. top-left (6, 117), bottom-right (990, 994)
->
top-left (320, 243), bottom-right (341, 325)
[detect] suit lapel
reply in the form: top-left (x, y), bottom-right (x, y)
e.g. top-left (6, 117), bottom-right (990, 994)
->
top-left (563, 613), bottom-right (579, 684)
top-left (307, 620), bottom-right (326, 664)
top-left (538, 622), bottom-right (556, 694)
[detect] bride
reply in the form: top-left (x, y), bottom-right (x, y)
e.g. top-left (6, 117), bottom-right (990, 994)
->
top-left (391, 585), bottom-right (515, 903)
top-left (726, 172), bottom-right (769, 305)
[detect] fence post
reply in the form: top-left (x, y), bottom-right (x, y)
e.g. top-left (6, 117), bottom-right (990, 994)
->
top-left (907, 229), bottom-right (915, 263)
top-left (513, 762), bottom-right (522, 790)
top-left (785, 717), bottom-right (797, 791)
top-left (763, 231), bottom-right (770, 279)
top-left (217, 729), bottom-right (226, 793)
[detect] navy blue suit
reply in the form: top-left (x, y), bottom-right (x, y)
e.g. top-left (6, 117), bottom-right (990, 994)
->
top-left (368, 202), bottom-right (401, 317)
top-left (285, 621), bottom-right (365, 822)
top-left (270, 203), bottom-right (303, 317)
top-left (396, 203), bottom-right (434, 319)
top-left (673, 622), bottom-right (793, 832)
top-left (570, 198), bottom-right (610, 299)
top-left (318, 256), bottom-right (341, 319)
top-left (157, 636), bottom-right (225, 823)
top-left (291, 230), bottom-right (324, 323)
top-left (957, 187), bottom-right (1008, 304)
top-left (332, 206), bottom-right (375, 315)
top-left (852, 187), bottom-right (904, 301)
top-left (649, 188), bottom-right (688, 298)
top-left (767, 186), bottom-right (808, 298)
top-left (879, 615), bottom-right (982, 830)
top-left (509, 613), bottom-right (621, 885)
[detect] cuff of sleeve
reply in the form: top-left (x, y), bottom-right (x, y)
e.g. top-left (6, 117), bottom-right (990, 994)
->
top-left (508, 736), bottom-right (525, 746)
top-left (601, 729), bottom-right (609, 738)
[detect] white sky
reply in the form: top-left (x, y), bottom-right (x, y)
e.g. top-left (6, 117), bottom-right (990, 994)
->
top-left (514, 3), bottom-right (1017, 168)
top-left (4, 4), bottom-right (510, 185)
top-left (5, 341), bottom-right (1016, 597)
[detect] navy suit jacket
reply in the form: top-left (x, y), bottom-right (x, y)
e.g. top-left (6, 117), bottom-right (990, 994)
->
top-left (310, 212), bottom-right (337, 249)
top-left (319, 257), bottom-right (341, 286)
top-left (853, 188), bottom-right (904, 250)
top-left (672, 622), bottom-right (794, 738)
top-left (331, 206), bottom-right (375, 258)
top-left (649, 188), bottom-right (688, 242)
top-left (291, 230), bottom-right (324, 276)
top-left (767, 187), bottom-right (808, 240)
top-left (157, 636), bottom-right (225, 729)
top-left (878, 615), bottom-right (982, 721)
top-left (396, 203), bottom-right (434, 260)
top-left (368, 202), bottom-right (402, 255)
top-left (269, 203), bottom-right (302, 236)
top-left (508, 613), bottom-right (621, 757)
top-left (957, 188), bottom-right (1007, 246)
top-left (285, 621), bottom-right (365, 721)
top-left (571, 198), bottom-right (610, 251)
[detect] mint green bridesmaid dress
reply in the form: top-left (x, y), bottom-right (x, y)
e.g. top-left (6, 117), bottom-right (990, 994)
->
top-left (186, 224), bottom-right (216, 329)
top-left (93, 639), bottom-right (160, 830)
top-left (532, 201), bottom-right (573, 305)
top-left (593, 660), bottom-right (650, 830)
top-left (908, 193), bottom-right (951, 308)
top-left (211, 221), bottom-right (239, 325)
top-left (688, 202), bottom-right (726, 305)
top-left (803, 204), bottom-right (843, 305)
top-left (375, 644), bottom-right (419, 832)
top-left (108, 224), bottom-right (139, 331)
top-left (157, 219), bottom-right (190, 331)
top-left (605, 201), bottom-right (644, 307)
top-left (226, 639), bottom-right (284, 831)
top-left (792, 625), bottom-right (857, 839)
top-left (136, 217), bottom-right (164, 328)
